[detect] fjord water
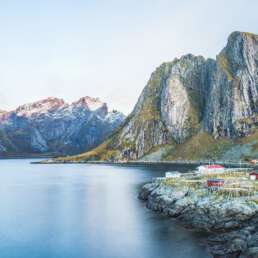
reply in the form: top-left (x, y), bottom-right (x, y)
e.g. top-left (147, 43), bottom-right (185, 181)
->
top-left (0, 160), bottom-right (210, 258)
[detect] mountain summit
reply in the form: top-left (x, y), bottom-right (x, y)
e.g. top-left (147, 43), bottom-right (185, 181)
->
top-left (15, 97), bottom-right (66, 117)
top-left (61, 31), bottom-right (258, 162)
top-left (0, 97), bottom-right (125, 156)
top-left (72, 96), bottom-right (106, 111)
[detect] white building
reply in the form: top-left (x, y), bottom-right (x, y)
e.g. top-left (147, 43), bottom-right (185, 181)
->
top-left (197, 165), bottom-right (225, 174)
top-left (165, 171), bottom-right (181, 178)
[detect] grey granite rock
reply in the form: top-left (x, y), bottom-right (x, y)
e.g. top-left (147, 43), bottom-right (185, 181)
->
top-left (204, 32), bottom-right (258, 138)
top-left (91, 31), bottom-right (258, 161)
top-left (139, 182), bottom-right (258, 257)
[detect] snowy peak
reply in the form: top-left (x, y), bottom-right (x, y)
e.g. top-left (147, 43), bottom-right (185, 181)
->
top-left (16, 97), bottom-right (66, 117)
top-left (105, 110), bottom-right (126, 124)
top-left (0, 96), bottom-right (125, 156)
top-left (7, 96), bottom-right (119, 120)
top-left (72, 96), bottom-right (107, 112)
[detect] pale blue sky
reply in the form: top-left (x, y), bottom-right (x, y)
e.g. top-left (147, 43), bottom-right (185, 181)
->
top-left (0, 0), bottom-right (258, 114)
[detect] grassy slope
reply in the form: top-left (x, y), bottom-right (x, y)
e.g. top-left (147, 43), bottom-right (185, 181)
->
top-left (55, 138), bottom-right (120, 162)
top-left (163, 129), bottom-right (258, 161)
top-left (163, 132), bottom-right (233, 160)
top-left (52, 128), bottom-right (258, 163)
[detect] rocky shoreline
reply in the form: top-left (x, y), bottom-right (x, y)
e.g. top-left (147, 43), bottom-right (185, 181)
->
top-left (139, 181), bottom-right (258, 257)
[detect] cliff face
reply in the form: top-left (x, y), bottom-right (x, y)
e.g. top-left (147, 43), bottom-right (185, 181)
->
top-left (0, 97), bottom-right (125, 156)
top-left (160, 55), bottom-right (213, 143)
top-left (204, 32), bottom-right (258, 138)
top-left (56, 31), bottom-right (258, 162)
top-left (114, 55), bottom-right (212, 159)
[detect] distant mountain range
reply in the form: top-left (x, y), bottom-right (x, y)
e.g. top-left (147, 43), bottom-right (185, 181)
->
top-left (58, 31), bottom-right (258, 163)
top-left (0, 97), bottom-right (125, 156)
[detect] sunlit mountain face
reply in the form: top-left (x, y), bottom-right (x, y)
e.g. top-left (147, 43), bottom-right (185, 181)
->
top-left (0, 97), bottom-right (125, 156)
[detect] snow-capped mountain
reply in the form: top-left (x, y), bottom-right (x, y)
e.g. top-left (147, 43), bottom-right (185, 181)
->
top-left (0, 97), bottom-right (125, 156)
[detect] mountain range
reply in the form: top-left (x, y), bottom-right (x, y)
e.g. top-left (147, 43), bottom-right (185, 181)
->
top-left (0, 97), bottom-right (125, 156)
top-left (57, 31), bottom-right (258, 162)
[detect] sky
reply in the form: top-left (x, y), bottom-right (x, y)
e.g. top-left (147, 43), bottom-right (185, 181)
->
top-left (0, 0), bottom-right (258, 114)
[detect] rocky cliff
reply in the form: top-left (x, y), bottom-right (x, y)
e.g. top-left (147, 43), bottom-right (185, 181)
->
top-left (54, 31), bottom-right (258, 162)
top-left (204, 31), bottom-right (258, 138)
top-left (0, 97), bottom-right (125, 156)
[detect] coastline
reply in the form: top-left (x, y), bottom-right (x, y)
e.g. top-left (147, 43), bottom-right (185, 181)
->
top-left (138, 174), bottom-right (258, 258)
top-left (0, 153), bottom-right (61, 159)
top-left (32, 159), bottom-right (255, 168)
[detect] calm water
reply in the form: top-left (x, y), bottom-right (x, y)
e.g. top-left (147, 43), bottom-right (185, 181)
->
top-left (0, 159), bottom-right (210, 258)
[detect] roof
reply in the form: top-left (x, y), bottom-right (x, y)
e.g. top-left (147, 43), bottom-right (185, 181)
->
top-left (206, 165), bottom-right (225, 169)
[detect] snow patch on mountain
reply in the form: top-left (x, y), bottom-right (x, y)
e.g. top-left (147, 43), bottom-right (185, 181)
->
top-left (72, 96), bottom-right (106, 111)
top-left (16, 97), bottom-right (66, 117)
top-left (0, 96), bottom-right (125, 155)
top-left (105, 110), bottom-right (125, 124)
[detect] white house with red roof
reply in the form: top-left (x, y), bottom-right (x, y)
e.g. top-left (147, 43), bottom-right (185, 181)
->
top-left (197, 164), bottom-right (225, 174)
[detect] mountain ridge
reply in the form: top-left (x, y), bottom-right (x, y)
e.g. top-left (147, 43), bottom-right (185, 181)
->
top-left (0, 96), bottom-right (125, 156)
top-left (54, 31), bottom-right (258, 163)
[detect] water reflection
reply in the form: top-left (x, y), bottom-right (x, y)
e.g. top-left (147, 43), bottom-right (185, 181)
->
top-left (0, 160), bottom-right (210, 258)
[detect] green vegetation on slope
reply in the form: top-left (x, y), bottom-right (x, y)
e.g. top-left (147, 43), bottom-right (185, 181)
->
top-left (163, 132), bottom-right (233, 160)
top-left (137, 62), bottom-right (173, 121)
top-left (217, 53), bottom-right (233, 81)
top-left (52, 128), bottom-right (258, 163)
top-left (56, 139), bottom-right (119, 162)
